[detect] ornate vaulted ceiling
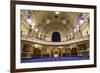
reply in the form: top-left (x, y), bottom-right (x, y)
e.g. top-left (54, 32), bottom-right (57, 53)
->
top-left (21, 10), bottom-right (89, 40)
top-left (31, 11), bottom-right (79, 35)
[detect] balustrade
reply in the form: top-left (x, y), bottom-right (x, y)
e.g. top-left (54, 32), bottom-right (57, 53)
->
top-left (21, 35), bottom-right (89, 45)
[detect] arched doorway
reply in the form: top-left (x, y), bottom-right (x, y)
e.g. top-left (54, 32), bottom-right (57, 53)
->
top-left (52, 32), bottom-right (61, 42)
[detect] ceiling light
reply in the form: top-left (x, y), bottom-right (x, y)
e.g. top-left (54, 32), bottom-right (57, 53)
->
top-left (79, 13), bottom-right (84, 25)
top-left (27, 18), bottom-right (32, 24)
top-left (79, 18), bottom-right (84, 24)
top-left (26, 15), bottom-right (33, 24)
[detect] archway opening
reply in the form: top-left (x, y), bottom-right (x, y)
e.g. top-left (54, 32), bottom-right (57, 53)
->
top-left (52, 32), bottom-right (61, 42)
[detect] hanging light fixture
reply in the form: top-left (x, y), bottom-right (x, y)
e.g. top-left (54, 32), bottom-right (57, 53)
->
top-left (26, 15), bottom-right (32, 24)
top-left (79, 13), bottom-right (84, 25)
top-left (79, 18), bottom-right (84, 24)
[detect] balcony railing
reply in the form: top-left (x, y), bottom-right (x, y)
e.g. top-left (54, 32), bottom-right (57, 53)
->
top-left (21, 35), bottom-right (89, 45)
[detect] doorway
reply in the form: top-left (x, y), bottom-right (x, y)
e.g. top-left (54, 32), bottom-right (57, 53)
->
top-left (52, 32), bottom-right (61, 42)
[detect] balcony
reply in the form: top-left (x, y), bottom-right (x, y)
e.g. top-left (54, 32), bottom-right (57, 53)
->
top-left (21, 35), bottom-right (89, 45)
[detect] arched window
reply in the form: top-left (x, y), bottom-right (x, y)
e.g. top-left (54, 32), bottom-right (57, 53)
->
top-left (52, 32), bottom-right (61, 42)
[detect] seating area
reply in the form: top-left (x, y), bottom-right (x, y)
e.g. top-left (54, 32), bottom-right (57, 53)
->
top-left (21, 56), bottom-right (89, 63)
